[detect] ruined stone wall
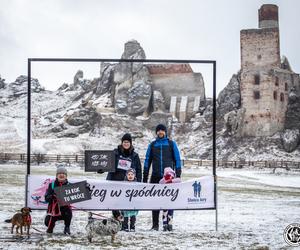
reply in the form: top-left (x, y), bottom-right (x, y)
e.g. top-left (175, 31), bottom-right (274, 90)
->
top-left (240, 69), bottom-right (289, 136)
top-left (150, 72), bottom-right (205, 109)
top-left (147, 64), bottom-right (193, 74)
top-left (240, 28), bottom-right (280, 70)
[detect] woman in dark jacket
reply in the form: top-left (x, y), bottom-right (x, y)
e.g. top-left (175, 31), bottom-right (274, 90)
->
top-left (106, 133), bottom-right (142, 219)
top-left (44, 166), bottom-right (72, 234)
top-left (106, 133), bottom-right (142, 182)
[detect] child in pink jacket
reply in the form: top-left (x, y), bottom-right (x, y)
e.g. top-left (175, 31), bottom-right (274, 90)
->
top-left (159, 167), bottom-right (181, 231)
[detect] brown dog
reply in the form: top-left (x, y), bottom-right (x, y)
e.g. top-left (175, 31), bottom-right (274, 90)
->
top-left (5, 207), bottom-right (32, 235)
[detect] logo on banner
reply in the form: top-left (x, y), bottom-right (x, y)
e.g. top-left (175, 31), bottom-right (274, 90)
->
top-left (188, 181), bottom-right (206, 203)
top-left (31, 178), bottom-right (53, 206)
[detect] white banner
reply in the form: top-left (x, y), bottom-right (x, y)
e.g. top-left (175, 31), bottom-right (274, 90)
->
top-left (27, 175), bottom-right (215, 210)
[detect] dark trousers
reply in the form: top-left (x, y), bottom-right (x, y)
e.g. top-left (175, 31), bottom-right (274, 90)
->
top-left (122, 216), bottom-right (136, 230)
top-left (45, 207), bottom-right (72, 230)
top-left (150, 176), bottom-right (161, 228)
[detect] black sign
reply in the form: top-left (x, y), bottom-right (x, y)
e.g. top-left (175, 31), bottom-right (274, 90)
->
top-left (54, 181), bottom-right (91, 205)
top-left (84, 150), bottom-right (115, 172)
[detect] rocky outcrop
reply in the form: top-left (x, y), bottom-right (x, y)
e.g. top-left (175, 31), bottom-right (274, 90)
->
top-left (113, 40), bottom-right (152, 115)
top-left (57, 83), bottom-right (69, 91)
top-left (152, 90), bottom-right (165, 112)
top-left (121, 39), bottom-right (146, 60)
top-left (95, 63), bottom-right (115, 96)
top-left (70, 70), bottom-right (93, 91)
top-left (58, 105), bottom-right (102, 137)
top-left (127, 80), bottom-right (152, 116)
top-left (8, 75), bottom-right (45, 97)
top-left (217, 73), bottom-right (241, 119)
top-left (114, 40), bottom-right (147, 85)
top-left (282, 87), bottom-right (300, 152)
top-left (285, 87), bottom-right (300, 130)
top-left (0, 75), bottom-right (5, 89)
top-left (142, 111), bottom-right (172, 130)
top-left (64, 106), bottom-right (100, 127)
top-left (224, 108), bottom-right (245, 136)
top-left (281, 129), bottom-right (300, 152)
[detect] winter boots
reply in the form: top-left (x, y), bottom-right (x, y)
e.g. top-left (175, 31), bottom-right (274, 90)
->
top-left (122, 216), bottom-right (136, 232)
top-left (64, 226), bottom-right (71, 235)
top-left (163, 224), bottom-right (173, 231)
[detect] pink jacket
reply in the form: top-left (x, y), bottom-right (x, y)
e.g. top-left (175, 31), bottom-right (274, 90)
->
top-left (159, 167), bottom-right (181, 184)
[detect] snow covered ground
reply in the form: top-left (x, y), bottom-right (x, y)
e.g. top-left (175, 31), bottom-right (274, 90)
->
top-left (0, 163), bottom-right (300, 249)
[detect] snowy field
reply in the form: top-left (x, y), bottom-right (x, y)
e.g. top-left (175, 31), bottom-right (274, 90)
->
top-left (0, 163), bottom-right (300, 249)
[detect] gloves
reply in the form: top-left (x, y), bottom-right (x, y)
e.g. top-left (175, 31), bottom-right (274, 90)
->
top-left (176, 168), bottom-right (182, 178)
top-left (143, 172), bottom-right (148, 183)
top-left (85, 182), bottom-right (92, 192)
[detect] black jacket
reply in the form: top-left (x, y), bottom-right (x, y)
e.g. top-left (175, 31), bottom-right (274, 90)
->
top-left (106, 145), bottom-right (142, 182)
top-left (45, 178), bottom-right (71, 215)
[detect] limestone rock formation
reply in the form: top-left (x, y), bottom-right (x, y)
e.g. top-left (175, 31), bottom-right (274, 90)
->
top-left (113, 40), bottom-right (152, 115)
top-left (142, 111), bottom-right (172, 131)
top-left (9, 75), bottom-right (45, 97)
top-left (127, 80), bottom-right (152, 116)
top-left (57, 83), bottom-right (69, 91)
top-left (152, 90), bottom-right (165, 112)
top-left (285, 87), bottom-right (300, 130)
top-left (95, 63), bottom-right (115, 96)
top-left (217, 73), bottom-right (241, 119)
top-left (224, 108), bottom-right (245, 136)
top-left (70, 70), bottom-right (93, 91)
top-left (281, 129), bottom-right (300, 152)
top-left (0, 75), bottom-right (5, 89)
top-left (62, 105), bottom-right (101, 137)
top-left (121, 39), bottom-right (146, 60)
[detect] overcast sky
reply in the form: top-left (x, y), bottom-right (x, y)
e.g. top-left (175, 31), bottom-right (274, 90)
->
top-left (0, 0), bottom-right (299, 96)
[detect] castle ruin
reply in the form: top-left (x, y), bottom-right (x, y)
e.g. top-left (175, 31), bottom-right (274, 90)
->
top-left (240, 4), bottom-right (299, 137)
top-left (146, 63), bottom-right (205, 122)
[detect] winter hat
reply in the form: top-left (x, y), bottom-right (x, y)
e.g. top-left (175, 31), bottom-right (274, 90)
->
top-left (163, 167), bottom-right (175, 178)
top-left (56, 166), bottom-right (67, 176)
top-left (121, 133), bottom-right (132, 144)
top-left (126, 168), bottom-right (136, 176)
top-left (125, 168), bottom-right (136, 181)
top-left (155, 124), bottom-right (167, 133)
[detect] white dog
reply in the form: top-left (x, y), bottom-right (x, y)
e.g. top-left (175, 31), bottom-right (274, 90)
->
top-left (85, 212), bottom-right (122, 243)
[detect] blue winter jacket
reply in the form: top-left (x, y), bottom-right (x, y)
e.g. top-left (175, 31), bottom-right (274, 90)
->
top-left (143, 136), bottom-right (181, 181)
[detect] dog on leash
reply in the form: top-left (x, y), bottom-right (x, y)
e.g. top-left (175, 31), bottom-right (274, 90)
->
top-left (5, 207), bottom-right (32, 235)
top-left (85, 212), bottom-right (122, 243)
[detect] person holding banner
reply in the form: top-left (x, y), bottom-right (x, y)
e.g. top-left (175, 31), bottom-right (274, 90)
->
top-left (44, 166), bottom-right (72, 235)
top-left (159, 167), bottom-right (181, 231)
top-left (106, 133), bottom-right (142, 220)
top-left (143, 124), bottom-right (182, 231)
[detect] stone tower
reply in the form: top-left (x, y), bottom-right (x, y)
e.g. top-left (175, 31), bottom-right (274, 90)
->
top-left (240, 4), bottom-right (290, 136)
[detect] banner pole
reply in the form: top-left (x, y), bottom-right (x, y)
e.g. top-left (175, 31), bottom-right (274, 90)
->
top-left (25, 59), bottom-right (31, 207)
top-left (212, 61), bottom-right (218, 231)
